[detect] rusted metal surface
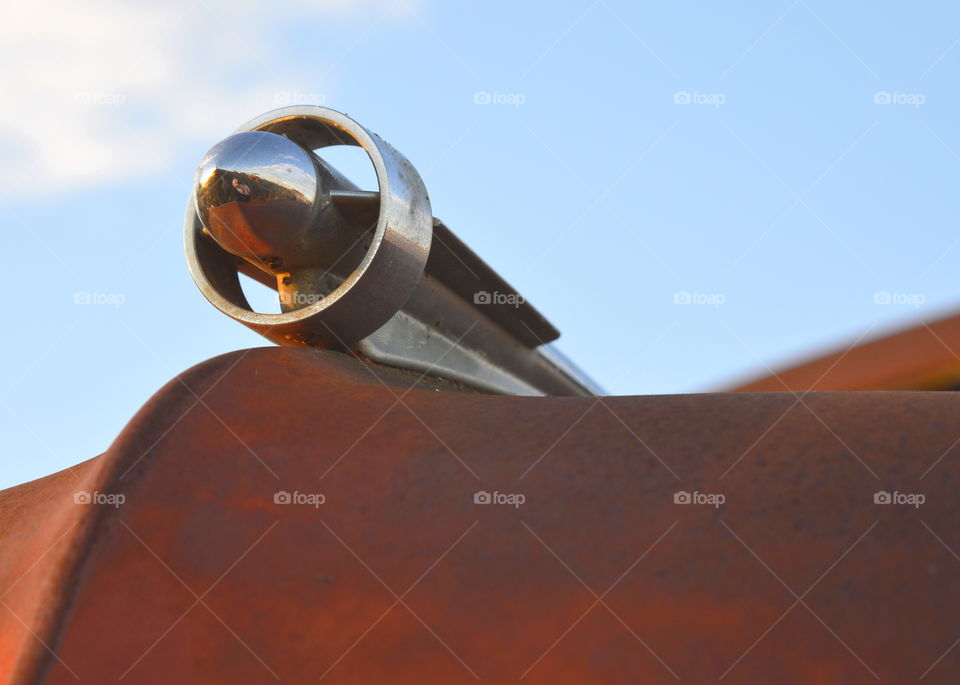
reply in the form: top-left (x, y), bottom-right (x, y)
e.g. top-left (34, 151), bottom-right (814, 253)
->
top-left (732, 310), bottom-right (960, 391)
top-left (3, 347), bottom-right (960, 683)
top-left (0, 457), bottom-right (106, 684)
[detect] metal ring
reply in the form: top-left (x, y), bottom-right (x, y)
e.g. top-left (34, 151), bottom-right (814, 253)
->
top-left (184, 106), bottom-right (433, 347)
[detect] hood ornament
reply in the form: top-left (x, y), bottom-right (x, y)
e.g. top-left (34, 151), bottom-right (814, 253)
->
top-left (185, 106), bottom-right (599, 396)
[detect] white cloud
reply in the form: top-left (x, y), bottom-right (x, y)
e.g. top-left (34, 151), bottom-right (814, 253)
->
top-left (0, 0), bottom-right (421, 197)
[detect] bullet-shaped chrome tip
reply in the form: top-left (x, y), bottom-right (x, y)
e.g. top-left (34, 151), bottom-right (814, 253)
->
top-left (194, 130), bottom-right (319, 270)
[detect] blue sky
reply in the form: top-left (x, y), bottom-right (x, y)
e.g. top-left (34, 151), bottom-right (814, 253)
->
top-left (3, 0), bottom-right (960, 489)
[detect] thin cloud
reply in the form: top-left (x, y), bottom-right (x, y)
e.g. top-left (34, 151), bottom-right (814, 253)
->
top-left (0, 0), bottom-right (422, 196)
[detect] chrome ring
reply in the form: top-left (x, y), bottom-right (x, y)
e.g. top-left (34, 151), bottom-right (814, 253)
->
top-left (184, 106), bottom-right (433, 347)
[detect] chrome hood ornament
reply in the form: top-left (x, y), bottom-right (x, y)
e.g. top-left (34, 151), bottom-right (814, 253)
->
top-left (185, 106), bottom-right (599, 396)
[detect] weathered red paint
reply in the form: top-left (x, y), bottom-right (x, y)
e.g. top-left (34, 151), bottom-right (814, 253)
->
top-left (732, 310), bottom-right (960, 391)
top-left (2, 347), bottom-right (960, 684)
